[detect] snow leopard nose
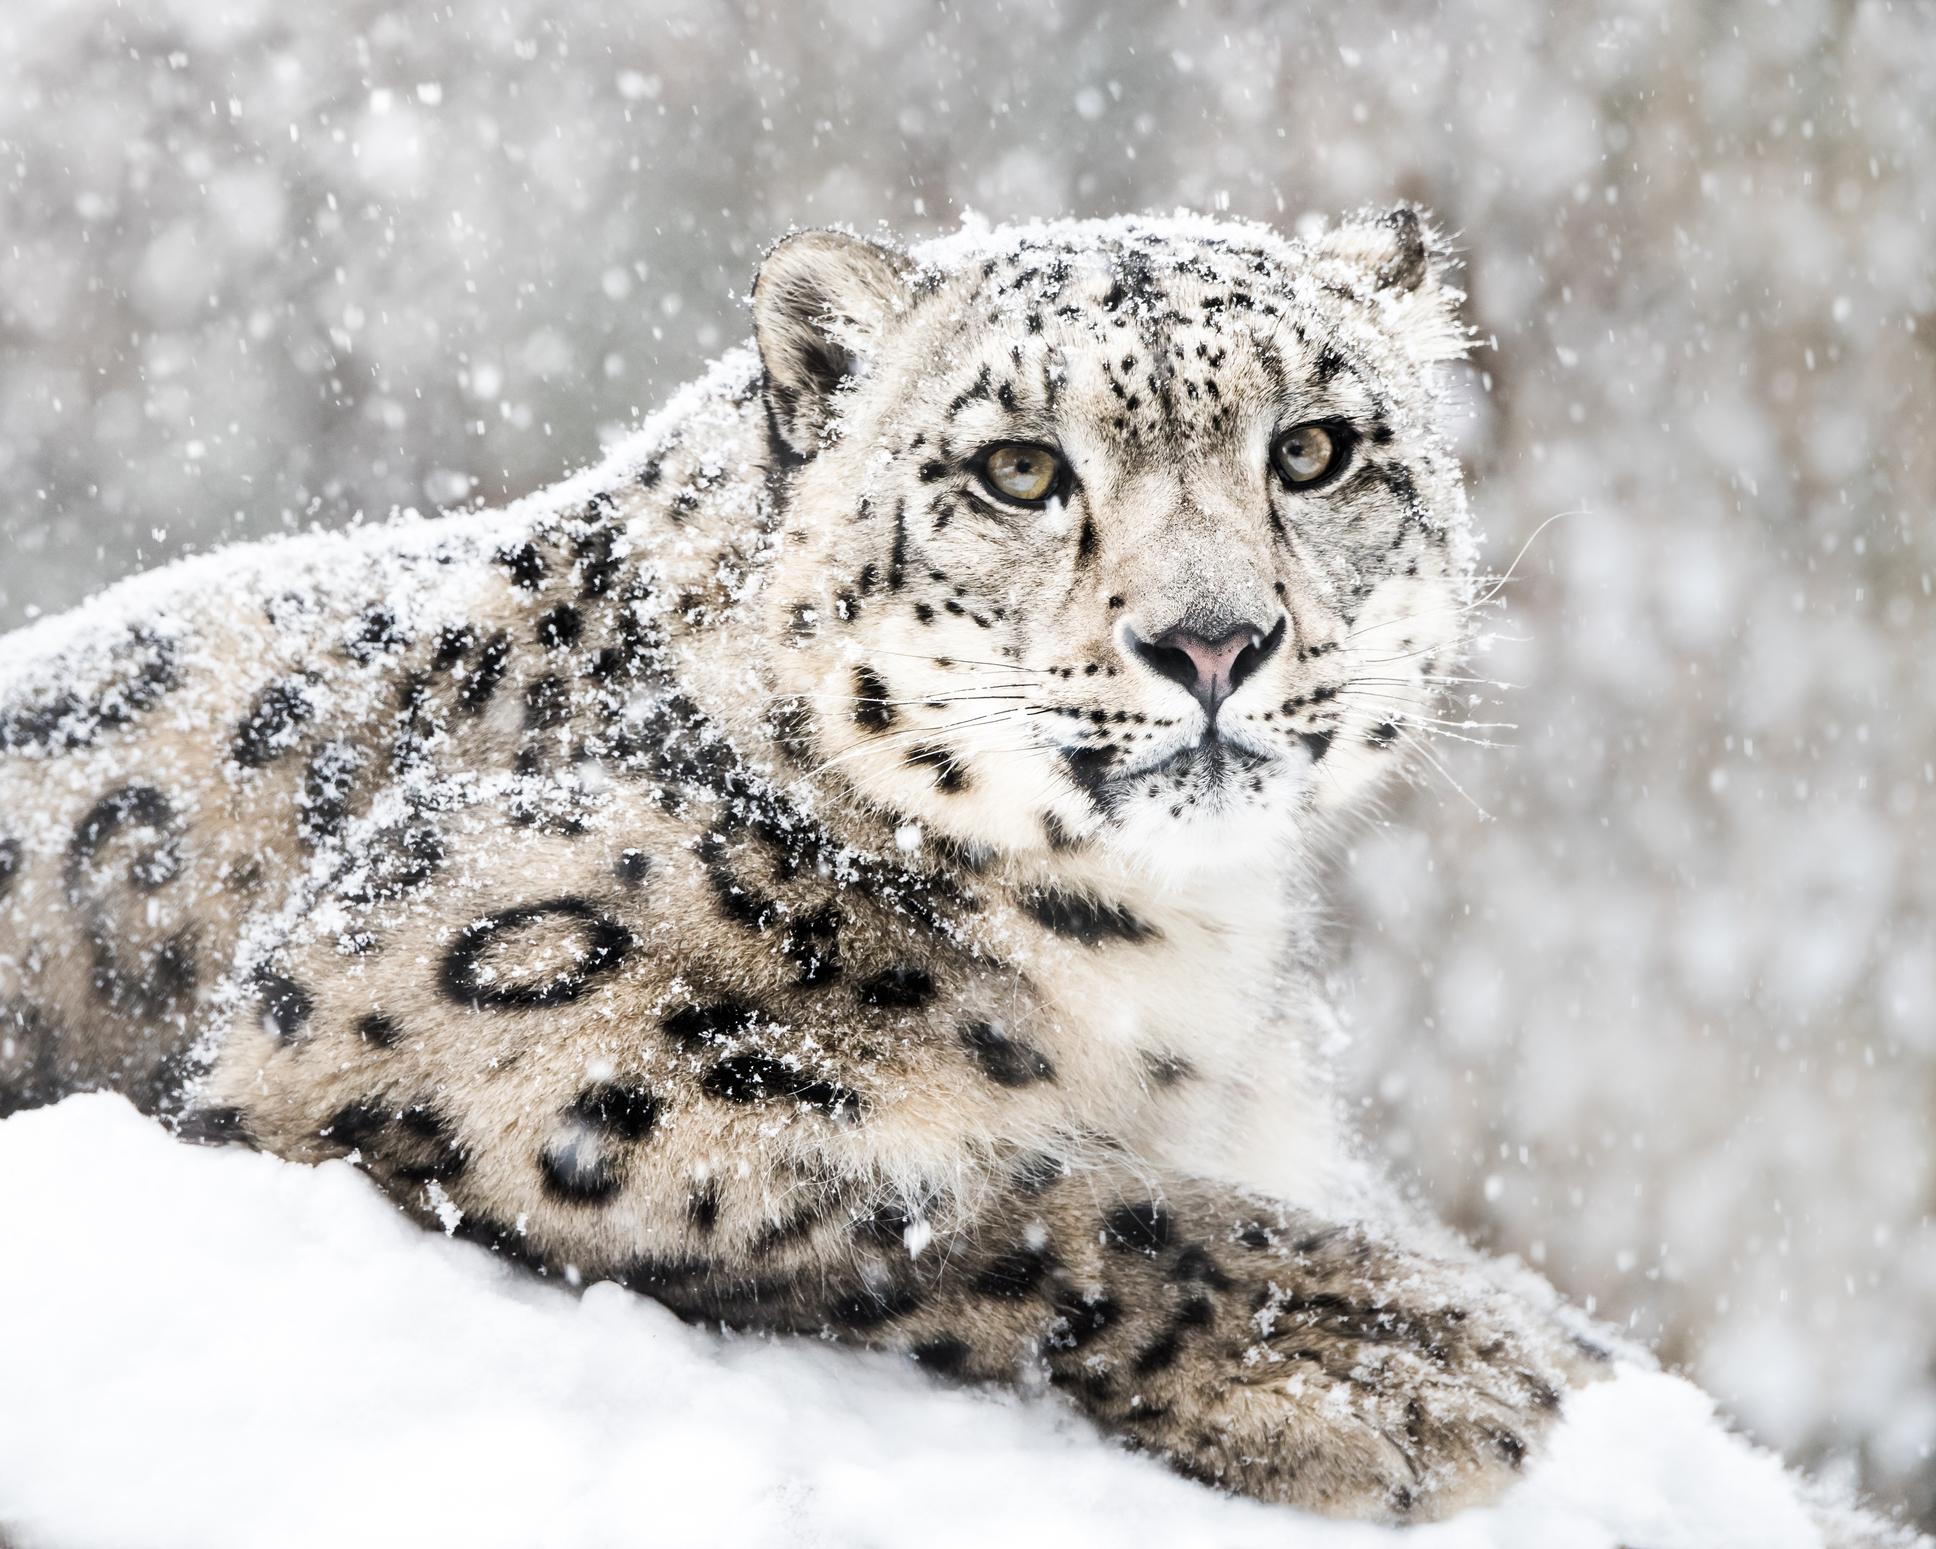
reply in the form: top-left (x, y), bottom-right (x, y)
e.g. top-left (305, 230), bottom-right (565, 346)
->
top-left (1128, 616), bottom-right (1287, 716)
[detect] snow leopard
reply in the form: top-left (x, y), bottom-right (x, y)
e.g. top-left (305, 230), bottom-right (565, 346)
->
top-left (0, 208), bottom-right (1600, 1522)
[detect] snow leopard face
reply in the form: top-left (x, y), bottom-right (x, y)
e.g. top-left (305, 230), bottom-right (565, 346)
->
top-left (755, 211), bottom-right (1475, 875)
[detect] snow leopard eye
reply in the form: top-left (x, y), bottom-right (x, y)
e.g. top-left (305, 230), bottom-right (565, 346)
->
top-left (1271, 421), bottom-right (1351, 488)
top-left (975, 443), bottom-right (1065, 506)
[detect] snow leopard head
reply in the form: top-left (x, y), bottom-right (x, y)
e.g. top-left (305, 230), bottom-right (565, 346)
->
top-left (753, 210), bottom-right (1475, 876)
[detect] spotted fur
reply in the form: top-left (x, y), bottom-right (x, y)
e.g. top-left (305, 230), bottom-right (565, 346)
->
top-left (0, 210), bottom-right (1597, 1522)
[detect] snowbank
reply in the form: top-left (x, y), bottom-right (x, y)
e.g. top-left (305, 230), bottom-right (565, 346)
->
top-left (0, 1095), bottom-right (1863, 1549)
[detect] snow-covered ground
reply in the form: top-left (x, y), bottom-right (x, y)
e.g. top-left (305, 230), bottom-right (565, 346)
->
top-left (0, 1094), bottom-right (1877, 1549)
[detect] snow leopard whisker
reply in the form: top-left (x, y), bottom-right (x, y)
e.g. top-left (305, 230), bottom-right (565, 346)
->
top-left (867, 647), bottom-right (1046, 676)
top-left (802, 708), bottom-right (1034, 780)
top-left (1334, 702), bottom-right (1519, 736)
top-left (768, 688), bottom-right (1034, 710)
top-left (1349, 671), bottom-right (1515, 690)
top-left (1331, 684), bottom-right (1517, 725)
top-left (1470, 507), bottom-right (1595, 608)
top-left (1389, 728), bottom-right (1496, 818)
top-left (814, 704), bottom-right (1031, 758)
top-left (1398, 726), bottom-right (1512, 750)
top-left (1343, 594), bottom-right (1507, 642)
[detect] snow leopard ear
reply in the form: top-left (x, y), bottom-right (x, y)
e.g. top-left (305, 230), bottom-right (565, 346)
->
top-left (1312, 205), bottom-right (1467, 363)
top-left (754, 229), bottom-right (914, 460)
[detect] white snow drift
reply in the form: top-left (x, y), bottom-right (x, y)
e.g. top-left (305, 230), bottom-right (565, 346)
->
top-left (0, 1094), bottom-right (1867, 1549)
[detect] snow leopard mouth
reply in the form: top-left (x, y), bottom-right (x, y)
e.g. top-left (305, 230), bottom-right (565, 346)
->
top-left (1142, 734), bottom-right (1275, 787)
top-left (1063, 730), bottom-right (1274, 806)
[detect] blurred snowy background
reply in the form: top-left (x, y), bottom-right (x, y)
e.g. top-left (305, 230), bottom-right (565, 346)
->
top-left (0, 0), bottom-right (1930, 1529)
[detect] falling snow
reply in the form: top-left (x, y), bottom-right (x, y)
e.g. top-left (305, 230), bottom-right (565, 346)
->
top-left (0, 0), bottom-right (1932, 1539)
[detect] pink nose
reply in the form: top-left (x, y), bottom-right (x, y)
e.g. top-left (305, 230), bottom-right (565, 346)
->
top-left (1129, 618), bottom-right (1286, 714)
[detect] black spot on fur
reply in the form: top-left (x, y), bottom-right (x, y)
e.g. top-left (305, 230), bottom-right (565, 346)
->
top-left (175, 1106), bottom-right (251, 1147)
top-left (253, 971), bottom-right (315, 1042)
top-left (449, 1213), bottom-right (542, 1270)
top-left (0, 689), bottom-right (84, 753)
top-left (856, 964), bottom-right (935, 1010)
top-left (346, 606), bottom-right (409, 661)
top-left (662, 1000), bottom-right (762, 1047)
top-left (302, 743), bottom-right (361, 848)
top-left (524, 673), bottom-right (569, 731)
top-left (1040, 812), bottom-right (1084, 853)
top-left (827, 1282), bottom-right (923, 1332)
top-left (388, 672), bottom-right (437, 774)
top-left (439, 898), bottom-right (634, 1010)
top-left (1299, 729), bottom-right (1334, 763)
top-left (540, 1135), bottom-right (620, 1204)
top-left (0, 836), bottom-right (19, 900)
top-left (698, 831), bottom-right (781, 932)
top-left (573, 526), bottom-right (622, 599)
top-left (749, 1204), bottom-right (826, 1258)
top-left (700, 1054), bottom-right (859, 1119)
top-left (67, 784), bottom-right (177, 876)
top-left (1133, 1328), bottom-right (1182, 1374)
top-left (911, 1338), bottom-right (971, 1376)
top-left (1019, 888), bottom-right (1157, 947)
top-left (1013, 1152), bottom-right (1067, 1194)
top-left (1142, 1049), bottom-right (1195, 1086)
top-left (537, 604), bottom-right (583, 650)
top-left (322, 1101), bottom-right (391, 1149)
top-left (61, 784), bottom-right (202, 1023)
top-left (497, 542), bottom-right (547, 590)
top-left (357, 1011), bottom-right (401, 1048)
top-left (0, 629), bottom-right (178, 752)
top-left (888, 500), bottom-right (909, 590)
top-left (852, 665), bottom-right (894, 732)
top-left (340, 820), bottom-right (445, 906)
top-left (431, 626), bottom-right (474, 671)
top-left (687, 1180), bottom-right (720, 1234)
top-left (1105, 1202), bottom-right (1173, 1254)
top-left (1374, 463), bottom-right (1426, 524)
top-left (1049, 1290), bottom-right (1119, 1351)
top-left (232, 678), bottom-right (313, 768)
top-left (613, 848), bottom-right (652, 887)
top-left (780, 903), bottom-right (842, 987)
top-left (393, 1105), bottom-right (467, 1184)
top-left (458, 632), bottom-right (512, 713)
top-left (571, 1081), bottom-right (660, 1142)
top-left (906, 745), bottom-right (969, 793)
top-left (973, 1245), bottom-right (1050, 1300)
top-left (1058, 745), bottom-right (1118, 806)
top-left (1368, 720), bottom-right (1400, 747)
top-left (958, 1021), bottom-right (1055, 1088)
top-left (1172, 1244), bottom-right (1232, 1289)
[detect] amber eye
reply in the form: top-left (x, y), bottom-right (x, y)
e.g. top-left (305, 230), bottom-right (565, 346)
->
top-left (1271, 421), bottom-right (1347, 487)
top-left (977, 443), bottom-right (1065, 506)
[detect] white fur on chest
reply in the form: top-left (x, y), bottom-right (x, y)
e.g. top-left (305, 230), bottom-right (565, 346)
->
top-left (1017, 865), bottom-right (1345, 1211)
